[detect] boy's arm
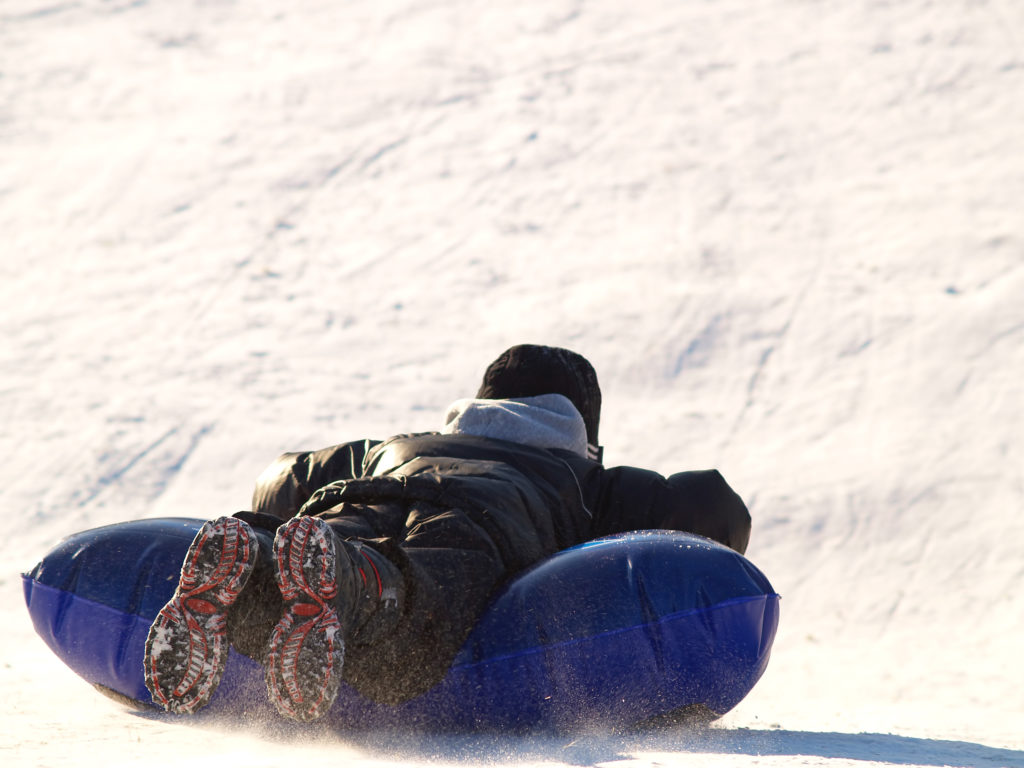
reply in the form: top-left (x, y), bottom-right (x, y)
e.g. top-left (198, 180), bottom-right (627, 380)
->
top-left (251, 439), bottom-right (381, 520)
top-left (591, 465), bottom-right (751, 554)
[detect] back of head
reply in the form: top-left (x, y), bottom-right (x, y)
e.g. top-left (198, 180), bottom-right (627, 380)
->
top-left (476, 344), bottom-right (602, 454)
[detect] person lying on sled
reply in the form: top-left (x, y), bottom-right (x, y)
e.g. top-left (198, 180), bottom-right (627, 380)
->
top-left (144, 344), bottom-right (751, 722)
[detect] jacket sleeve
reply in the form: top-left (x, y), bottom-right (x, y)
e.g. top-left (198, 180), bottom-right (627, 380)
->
top-left (251, 439), bottom-right (380, 521)
top-left (591, 466), bottom-right (751, 554)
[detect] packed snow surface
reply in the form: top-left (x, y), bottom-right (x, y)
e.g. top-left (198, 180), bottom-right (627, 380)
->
top-left (2, 0), bottom-right (1022, 766)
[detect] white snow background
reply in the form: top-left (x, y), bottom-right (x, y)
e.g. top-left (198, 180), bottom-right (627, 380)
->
top-left (2, 0), bottom-right (1022, 766)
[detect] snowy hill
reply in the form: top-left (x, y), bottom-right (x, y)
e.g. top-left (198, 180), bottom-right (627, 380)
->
top-left (2, 1), bottom-right (1022, 766)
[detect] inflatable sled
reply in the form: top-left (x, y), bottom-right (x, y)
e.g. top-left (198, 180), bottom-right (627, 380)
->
top-left (23, 518), bottom-right (779, 731)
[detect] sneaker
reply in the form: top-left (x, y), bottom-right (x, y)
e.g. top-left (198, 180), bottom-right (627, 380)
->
top-left (144, 517), bottom-right (260, 714)
top-left (264, 516), bottom-right (404, 722)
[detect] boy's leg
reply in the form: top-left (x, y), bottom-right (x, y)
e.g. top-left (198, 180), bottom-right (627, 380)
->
top-left (144, 517), bottom-right (266, 714)
top-left (264, 515), bottom-right (404, 721)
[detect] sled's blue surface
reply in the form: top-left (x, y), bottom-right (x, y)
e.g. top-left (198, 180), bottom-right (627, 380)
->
top-left (23, 518), bottom-right (779, 730)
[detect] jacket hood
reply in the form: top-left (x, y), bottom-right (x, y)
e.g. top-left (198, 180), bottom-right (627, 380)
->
top-left (440, 394), bottom-right (589, 458)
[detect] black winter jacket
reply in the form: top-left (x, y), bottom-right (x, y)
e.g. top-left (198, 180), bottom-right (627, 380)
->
top-left (253, 433), bottom-right (750, 553)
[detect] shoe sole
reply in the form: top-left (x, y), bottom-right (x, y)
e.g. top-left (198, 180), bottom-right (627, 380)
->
top-left (144, 517), bottom-right (258, 714)
top-left (265, 516), bottom-right (345, 722)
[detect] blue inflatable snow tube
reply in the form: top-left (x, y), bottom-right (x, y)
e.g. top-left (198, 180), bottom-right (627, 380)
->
top-left (23, 518), bottom-right (779, 730)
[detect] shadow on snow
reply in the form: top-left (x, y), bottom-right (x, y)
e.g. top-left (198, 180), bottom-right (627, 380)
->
top-left (344, 725), bottom-right (1024, 768)
top-left (131, 706), bottom-right (1023, 767)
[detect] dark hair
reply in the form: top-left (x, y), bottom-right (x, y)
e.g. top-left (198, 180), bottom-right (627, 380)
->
top-left (476, 344), bottom-right (601, 448)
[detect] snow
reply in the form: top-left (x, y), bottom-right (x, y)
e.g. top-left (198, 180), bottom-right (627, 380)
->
top-left (2, 0), bottom-right (1023, 765)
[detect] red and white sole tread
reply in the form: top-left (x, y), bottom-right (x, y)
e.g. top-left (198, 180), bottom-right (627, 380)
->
top-left (264, 516), bottom-right (345, 722)
top-left (143, 516), bottom-right (258, 714)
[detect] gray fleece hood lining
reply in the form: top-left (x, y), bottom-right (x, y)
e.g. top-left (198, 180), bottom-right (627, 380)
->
top-left (441, 394), bottom-right (595, 459)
